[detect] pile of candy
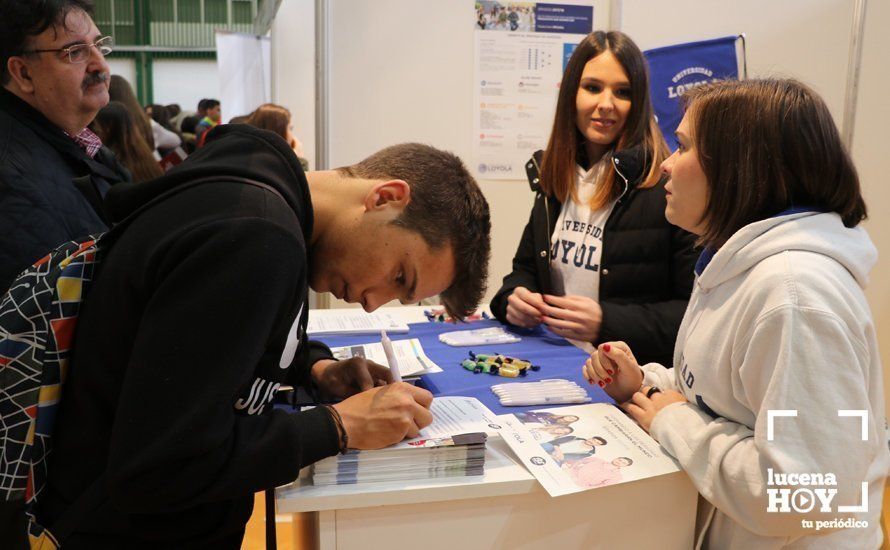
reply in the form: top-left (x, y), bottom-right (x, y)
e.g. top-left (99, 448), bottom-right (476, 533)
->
top-left (460, 351), bottom-right (541, 378)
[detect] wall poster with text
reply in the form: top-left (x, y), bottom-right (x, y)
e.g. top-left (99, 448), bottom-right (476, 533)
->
top-left (473, 1), bottom-right (594, 180)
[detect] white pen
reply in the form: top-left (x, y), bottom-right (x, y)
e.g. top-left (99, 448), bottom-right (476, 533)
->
top-left (492, 385), bottom-right (586, 394)
top-left (492, 383), bottom-right (584, 394)
top-left (492, 383), bottom-right (582, 392)
top-left (491, 384), bottom-right (581, 390)
top-left (500, 396), bottom-right (592, 406)
top-left (380, 330), bottom-right (403, 383)
top-left (495, 390), bottom-right (590, 399)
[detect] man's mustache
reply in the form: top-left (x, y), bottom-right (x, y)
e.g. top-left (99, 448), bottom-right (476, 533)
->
top-left (82, 72), bottom-right (110, 89)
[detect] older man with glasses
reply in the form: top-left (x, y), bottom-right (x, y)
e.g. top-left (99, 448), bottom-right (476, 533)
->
top-left (0, 0), bottom-right (130, 293)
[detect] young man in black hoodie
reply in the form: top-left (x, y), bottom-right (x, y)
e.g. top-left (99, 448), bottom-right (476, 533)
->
top-left (35, 124), bottom-right (491, 548)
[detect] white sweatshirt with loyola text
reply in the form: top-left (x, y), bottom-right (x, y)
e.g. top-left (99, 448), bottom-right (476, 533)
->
top-left (642, 212), bottom-right (889, 549)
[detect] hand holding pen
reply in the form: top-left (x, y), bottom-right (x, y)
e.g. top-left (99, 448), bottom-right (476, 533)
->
top-left (330, 331), bottom-right (433, 449)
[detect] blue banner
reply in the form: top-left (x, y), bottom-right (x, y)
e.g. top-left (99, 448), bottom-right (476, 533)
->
top-left (563, 42), bottom-right (578, 72)
top-left (534, 3), bottom-right (594, 34)
top-left (644, 36), bottom-right (739, 151)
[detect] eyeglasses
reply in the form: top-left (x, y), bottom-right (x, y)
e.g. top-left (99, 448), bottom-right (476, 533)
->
top-left (24, 36), bottom-right (114, 64)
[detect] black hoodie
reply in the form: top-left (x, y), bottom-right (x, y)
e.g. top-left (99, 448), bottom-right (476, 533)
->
top-left (38, 125), bottom-right (340, 548)
top-left (490, 147), bottom-right (698, 366)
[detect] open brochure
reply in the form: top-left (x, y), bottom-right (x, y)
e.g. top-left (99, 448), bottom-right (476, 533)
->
top-left (311, 396), bottom-right (499, 486)
top-left (329, 338), bottom-right (442, 379)
top-left (491, 403), bottom-right (680, 497)
top-left (307, 310), bottom-right (409, 335)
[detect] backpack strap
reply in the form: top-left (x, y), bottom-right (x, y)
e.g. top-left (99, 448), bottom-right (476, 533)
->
top-left (44, 174), bottom-right (291, 545)
top-left (265, 488), bottom-right (278, 550)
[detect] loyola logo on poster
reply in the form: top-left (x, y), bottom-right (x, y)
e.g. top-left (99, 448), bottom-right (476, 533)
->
top-left (765, 409), bottom-right (871, 530)
top-left (477, 163), bottom-right (513, 174)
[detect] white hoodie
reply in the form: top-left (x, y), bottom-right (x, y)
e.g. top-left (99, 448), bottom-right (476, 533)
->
top-left (642, 212), bottom-right (889, 549)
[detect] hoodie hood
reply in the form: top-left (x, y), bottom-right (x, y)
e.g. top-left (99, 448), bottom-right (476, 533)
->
top-left (698, 211), bottom-right (877, 290)
top-left (104, 124), bottom-right (313, 241)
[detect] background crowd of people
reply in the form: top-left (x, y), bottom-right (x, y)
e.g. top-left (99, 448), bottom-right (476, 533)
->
top-left (84, 74), bottom-right (310, 183)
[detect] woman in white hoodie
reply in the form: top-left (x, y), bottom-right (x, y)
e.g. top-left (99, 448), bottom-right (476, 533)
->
top-left (584, 79), bottom-right (888, 549)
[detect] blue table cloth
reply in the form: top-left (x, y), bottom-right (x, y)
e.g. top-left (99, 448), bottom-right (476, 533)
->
top-left (314, 319), bottom-right (613, 415)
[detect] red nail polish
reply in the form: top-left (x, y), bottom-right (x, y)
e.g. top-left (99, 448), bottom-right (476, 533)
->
top-left (603, 343), bottom-right (611, 352)
top-left (607, 369), bottom-right (614, 375)
top-left (605, 377), bottom-right (612, 384)
top-left (598, 380), bottom-right (605, 387)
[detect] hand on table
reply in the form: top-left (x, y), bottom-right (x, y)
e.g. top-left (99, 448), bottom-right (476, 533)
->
top-left (539, 294), bottom-right (602, 343)
top-left (505, 286), bottom-right (546, 328)
top-left (333, 383), bottom-right (434, 449)
top-left (582, 341), bottom-right (643, 403)
top-left (311, 357), bottom-right (393, 399)
top-left (621, 386), bottom-right (687, 434)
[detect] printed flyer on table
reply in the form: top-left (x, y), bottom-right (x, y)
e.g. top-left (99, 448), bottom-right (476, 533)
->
top-left (492, 403), bottom-right (680, 497)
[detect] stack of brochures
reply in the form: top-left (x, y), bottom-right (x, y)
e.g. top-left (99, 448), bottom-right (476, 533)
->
top-left (310, 396), bottom-right (497, 486)
top-left (311, 432), bottom-right (487, 486)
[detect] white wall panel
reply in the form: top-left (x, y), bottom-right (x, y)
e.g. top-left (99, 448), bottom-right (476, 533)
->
top-left (153, 59), bottom-right (221, 114)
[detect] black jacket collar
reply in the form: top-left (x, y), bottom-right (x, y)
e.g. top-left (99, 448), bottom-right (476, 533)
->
top-left (0, 87), bottom-right (92, 162)
top-left (525, 144), bottom-right (652, 195)
top-left (0, 87), bottom-right (127, 183)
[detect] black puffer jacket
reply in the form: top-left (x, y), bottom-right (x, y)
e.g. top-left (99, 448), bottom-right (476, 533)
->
top-left (0, 88), bottom-right (129, 291)
top-left (491, 147), bottom-right (698, 366)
